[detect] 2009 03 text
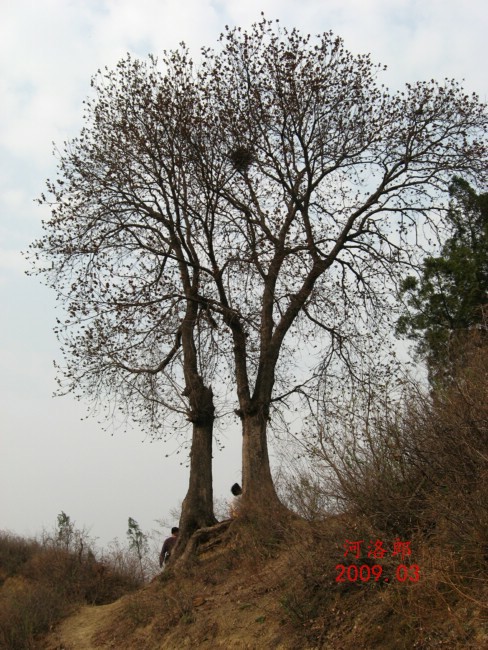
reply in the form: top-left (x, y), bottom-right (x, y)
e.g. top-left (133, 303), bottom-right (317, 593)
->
top-left (335, 564), bottom-right (420, 583)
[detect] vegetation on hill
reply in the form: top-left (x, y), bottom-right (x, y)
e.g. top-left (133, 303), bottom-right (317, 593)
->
top-left (0, 519), bottom-right (143, 649)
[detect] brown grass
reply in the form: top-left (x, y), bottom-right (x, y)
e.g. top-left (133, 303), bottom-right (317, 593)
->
top-left (40, 508), bottom-right (488, 649)
top-left (278, 334), bottom-right (488, 647)
top-left (0, 531), bottom-right (140, 649)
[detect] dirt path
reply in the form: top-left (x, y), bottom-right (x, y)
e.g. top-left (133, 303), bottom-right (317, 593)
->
top-left (43, 601), bottom-right (123, 650)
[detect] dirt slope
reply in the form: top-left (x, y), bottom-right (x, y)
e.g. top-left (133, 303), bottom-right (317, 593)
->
top-left (41, 541), bottom-right (302, 650)
top-left (39, 515), bottom-right (488, 650)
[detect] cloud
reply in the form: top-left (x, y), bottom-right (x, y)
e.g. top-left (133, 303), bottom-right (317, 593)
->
top-left (89, 0), bottom-right (222, 57)
top-left (1, 0), bottom-right (486, 177)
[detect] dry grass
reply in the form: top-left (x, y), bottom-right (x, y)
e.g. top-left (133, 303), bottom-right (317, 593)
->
top-left (34, 504), bottom-right (488, 650)
top-left (0, 531), bottom-right (141, 649)
top-left (277, 334), bottom-right (488, 647)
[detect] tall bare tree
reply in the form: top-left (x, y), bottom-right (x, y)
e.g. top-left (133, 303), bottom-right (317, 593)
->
top-left (186, 19), bottom-right (486, 507)
top-left (31, 19), bottom-right (487, 528)
top-left (30, 51), bottom-right (218, 548)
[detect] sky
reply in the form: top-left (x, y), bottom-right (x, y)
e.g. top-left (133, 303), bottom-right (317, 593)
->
top-left (1, 0), bottom-right (487, 550)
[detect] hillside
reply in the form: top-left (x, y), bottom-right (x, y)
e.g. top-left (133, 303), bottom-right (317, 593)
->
top-left (38, 512), bottom-right (488, 650)
top-left (3, 342), bottom-right (487, 649)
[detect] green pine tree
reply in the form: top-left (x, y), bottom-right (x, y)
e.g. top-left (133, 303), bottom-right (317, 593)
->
top-left (397, 177), bottom-right (488, 386)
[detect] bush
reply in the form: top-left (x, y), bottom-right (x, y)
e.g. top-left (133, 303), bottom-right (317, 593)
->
top-left (304, 333), bottom-right (488, 606)
top-left (0, 525), bottom-right (142, 647)
top-left (0, 533), bottom-right (40, 586)
top-left (0, 576), bottom-right (65, 650)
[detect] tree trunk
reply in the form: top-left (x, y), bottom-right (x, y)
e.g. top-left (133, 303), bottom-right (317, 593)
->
top-left (174, 385), bottom-right (217, 558)
top-left (241, 409), bottom-right (282, 509)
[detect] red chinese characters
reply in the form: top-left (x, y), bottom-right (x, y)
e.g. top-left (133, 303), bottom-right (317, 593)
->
top-left (337, 539), bottom-right (420, 584)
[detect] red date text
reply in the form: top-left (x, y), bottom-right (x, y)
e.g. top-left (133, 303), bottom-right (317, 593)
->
top-left (335, 564), bottom-right (420, 583)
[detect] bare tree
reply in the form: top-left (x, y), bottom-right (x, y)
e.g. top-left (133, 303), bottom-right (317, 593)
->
top-left (186, 19), bottom-right (486, 507)
top-left (30, 51), bottom-right (218, 549)
top-left (31, 19), bottom-right (487, 528)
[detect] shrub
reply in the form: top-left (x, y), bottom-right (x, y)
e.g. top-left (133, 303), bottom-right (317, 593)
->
top-left (0, 533), bottom-right (40, 586)
top-left (304, 333), bottom-right (488, 605)
top-left (0, 576), bottom-right (64, 650)
top-left (0, 522), bottom-right (142, 647)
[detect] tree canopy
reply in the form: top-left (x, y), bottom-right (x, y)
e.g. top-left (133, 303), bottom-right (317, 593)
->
top-left (30, 18), bottom-right (488, 533)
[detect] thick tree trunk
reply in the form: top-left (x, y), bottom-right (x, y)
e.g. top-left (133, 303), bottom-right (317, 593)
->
top-left (176, 421), bottom-right (217, 554)
top-left (241, 409), bottom-right (282, 509)
top-left (173, 383), bottom-right (217, 559)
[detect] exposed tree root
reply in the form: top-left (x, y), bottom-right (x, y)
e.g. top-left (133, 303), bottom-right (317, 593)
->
top-left (172, 519), bottom-right (233, 570)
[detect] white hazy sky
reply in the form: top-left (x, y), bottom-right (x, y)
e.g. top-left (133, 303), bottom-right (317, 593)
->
top-left (1, 0), bottom-right (487, 549)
